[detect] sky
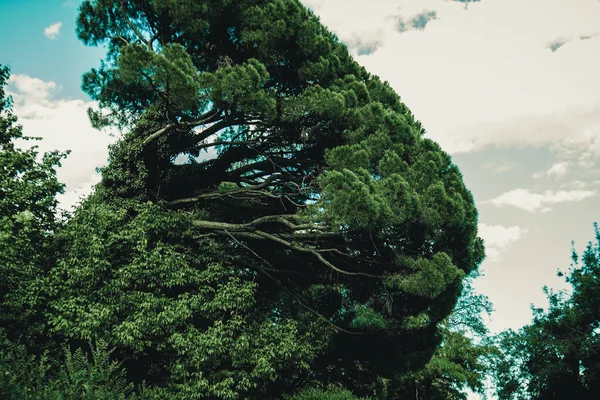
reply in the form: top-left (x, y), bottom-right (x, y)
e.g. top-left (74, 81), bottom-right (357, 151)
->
top-left (1, 0), bottom-right (599, 340)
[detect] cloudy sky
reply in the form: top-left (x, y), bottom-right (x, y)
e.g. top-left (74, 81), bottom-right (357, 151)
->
top-left (1, 0), bottom-right (599, 335)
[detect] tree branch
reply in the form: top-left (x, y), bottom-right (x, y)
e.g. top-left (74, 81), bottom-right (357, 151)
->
top-left (194, 221), bottom-right (382, 278)
top-left (191, 119), bottom-right (236, 145)
top-left (108, 35), bottom-right (130, 45)
top-left (196, 139), bottom-right (260, 151)
top-left (120, 0), bottom-right (152, 49)
top-left (192, 214), bottom-right (313, 232)
top-left (224, 230), bottom-right (366, 335)
top-left (143, 109), bottom-right (221, 146)
top-left (169, 174), bottom-right (285, 206)
top-left (227, 157), bottom-right (305, 179)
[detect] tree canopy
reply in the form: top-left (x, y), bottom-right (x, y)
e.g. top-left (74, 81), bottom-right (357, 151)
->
top-left (0, 0), bottom-right (485, 398)
top-left (39, 0), bottom-right (485, 398)
top-left (6, 2), bottom-right (600, 399)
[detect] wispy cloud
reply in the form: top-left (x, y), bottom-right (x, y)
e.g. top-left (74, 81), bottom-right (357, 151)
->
top-left (44, 22), bottom-right (62, 40)
top-left (488, 188), bottom-right (596, 212)
top-left (396, 10), bottom-right (438, 33)
top-left (547, 33), bottom-right (599, 52)
top-left (482, 160), bottom-right (517, 174)
top-left (343, 35), bottom-right (383, 56)
top-left (453, 0), bottom-right (482, 4)
top-left (442, 103), bottom-right (600, 161)
top-left (547, 37), bottom-right (568, 52)
top-left (341, 0), bottom-right (600, 157)
top-left (533, 162), bottom-right (570, 179)
top-left (479, 223), bottom-right (527, 262)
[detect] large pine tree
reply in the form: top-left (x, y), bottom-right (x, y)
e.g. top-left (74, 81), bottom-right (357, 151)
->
top-left (45, 1), bottom-right (484, 398)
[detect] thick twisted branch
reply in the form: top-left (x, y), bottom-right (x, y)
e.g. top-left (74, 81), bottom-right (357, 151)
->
top-left (168, 174), bottom-right (285, 206)
top-left (191, 214), bottom-right (323, 233)
top-left (191, 217), bottom-right (381, 278)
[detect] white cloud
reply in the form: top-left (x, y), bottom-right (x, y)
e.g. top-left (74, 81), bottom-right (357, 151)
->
top-left (533, 161), bottom-right (570, 179)
top-left (443, 103), bottom-right (600, 162)
top-left (488, 188), bottom-right (596, 212)
top-left (567, 180), bottom-right (588, 189)
top-left (44, 22), bottom-right (63, 40)
top-left (302, 0), bottom-right (600, 156)
top-left (8, 74), bottom-right (117, 211)
top-left (478, 223), bottom-right (528, 262)
top-left (482, 160), bottom-right (517, 174)
top-left (546, 162), bottom-right (569, 178)
top-left (547, 32), bottom-right (600, 52)
top-left (302, 0), bottom-right (402, 56)
top-left (396, 10), bottom-right (438, 34)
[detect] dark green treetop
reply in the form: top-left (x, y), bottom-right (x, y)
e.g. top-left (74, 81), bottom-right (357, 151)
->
top-left (45, 1), bottom-right (484, 398)
top-left (493, 224), bottom-right (600, 399)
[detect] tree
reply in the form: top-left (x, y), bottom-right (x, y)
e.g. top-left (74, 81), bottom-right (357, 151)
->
top-left (0, 65), bottom-right (66, 342)
top-left (0, 65), bottom-right (137, 400)
top-left (393, 275), bottom-right (496, 399)
top-left (493, 224), bottom-right (600, 399)
top-left (45, 1), bottom-right (484, 398)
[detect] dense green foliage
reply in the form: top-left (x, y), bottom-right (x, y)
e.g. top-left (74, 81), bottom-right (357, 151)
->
top-left (0, 64), bottom-right (143, 400)
top-left (51, 0), bottom-right (483, 397)
top-left (284, 386), bottom-right (369, 400)
top-left (0, 335), bottom-right (138, 400)
top-left (0, 0), bottom-right (486, 398)
top-left (0, 65), bottom-right (66, 342)
top-left (493, 224), bottom-right (600, 399)
top-left (5, 1), bottom-right (600, 399)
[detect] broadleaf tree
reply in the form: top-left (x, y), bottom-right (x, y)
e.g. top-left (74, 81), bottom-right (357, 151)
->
top-left (493, 224), bottom-right (600, 399)
top-left (44, 1), bottom-right (484, 398)
top-left (0, 65), bottom-right (67, 343)
top-left (0, 64), bottom-right (144, 400)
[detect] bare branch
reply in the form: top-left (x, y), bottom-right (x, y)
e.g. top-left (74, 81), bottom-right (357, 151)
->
top-left (193, 118), bottom-right (240, 144)
top-left (108, 35), bottom-right (130, 45)
top-left (191, 214), bottom-right (309, 232)
top-left (169, 174), bottom-right (285, 206)
top-left (227, 157), bottom-right (303, 179)
top-left (170, 190), bottom-right (280, 206)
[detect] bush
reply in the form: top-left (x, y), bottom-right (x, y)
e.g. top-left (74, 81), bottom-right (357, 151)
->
top-left (285, 386), bottom-right (370, 400)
